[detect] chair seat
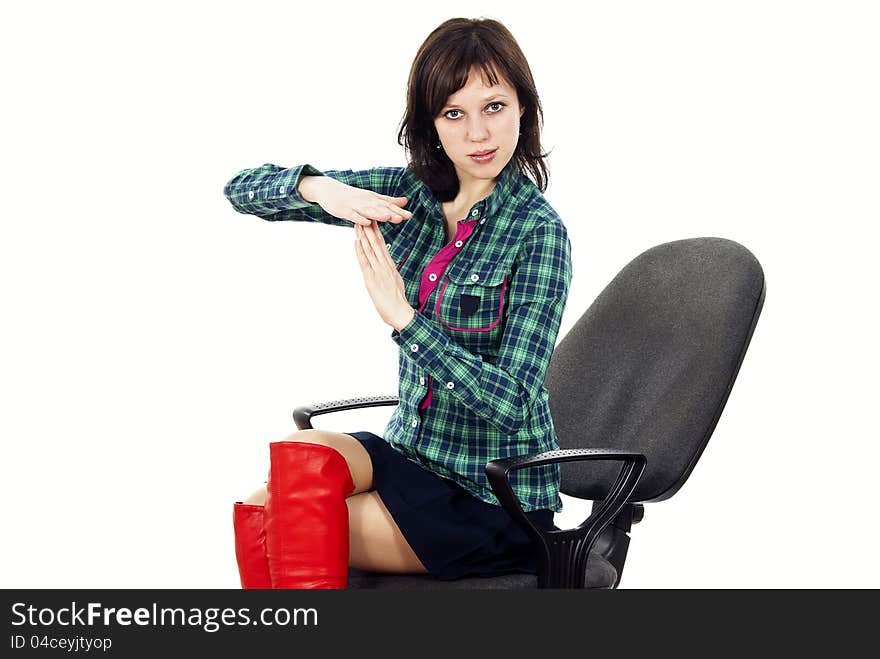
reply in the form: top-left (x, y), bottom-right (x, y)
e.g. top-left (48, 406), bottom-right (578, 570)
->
top-left (347, 551), bottom-right (616, 589)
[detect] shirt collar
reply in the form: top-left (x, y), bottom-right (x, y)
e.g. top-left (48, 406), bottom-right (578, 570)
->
top-left (408, 157), bottom-right (523, 224)
top-left (480, 157), bottom-right (521, 219)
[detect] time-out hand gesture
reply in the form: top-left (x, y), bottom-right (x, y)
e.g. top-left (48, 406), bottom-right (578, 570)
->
top-left (302, 177), bottom-right (412, 226)
top-left (354, 221), bottom-right (415, 331)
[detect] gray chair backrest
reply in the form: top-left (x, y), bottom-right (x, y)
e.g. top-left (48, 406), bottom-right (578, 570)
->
top-left (545, 237), bottom-right (765, 503)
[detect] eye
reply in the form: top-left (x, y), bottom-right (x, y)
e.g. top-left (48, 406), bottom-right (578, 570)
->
top-left (443, 102), bottom-right (506, 120)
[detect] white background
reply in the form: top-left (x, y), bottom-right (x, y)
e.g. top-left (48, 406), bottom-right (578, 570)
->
top-left (2, 0), bottom-right (877, 589)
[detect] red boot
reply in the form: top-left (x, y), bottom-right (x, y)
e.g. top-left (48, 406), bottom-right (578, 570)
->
top-left (232, 502), bottom-right (272, 589)
top-left (263, 441), bottom-right (356, 589)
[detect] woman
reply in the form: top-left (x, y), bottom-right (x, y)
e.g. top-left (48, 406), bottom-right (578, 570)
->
top-left (223, 17), bottom-right (572, 589)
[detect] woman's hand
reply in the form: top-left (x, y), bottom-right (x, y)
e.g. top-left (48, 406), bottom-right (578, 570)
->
top-left (300, 176), bottom-right (412, 226)
top-left (354, 221), bottom-right (415, 331)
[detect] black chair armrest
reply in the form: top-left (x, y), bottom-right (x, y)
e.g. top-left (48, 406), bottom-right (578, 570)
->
top-left (292, 395), bottom-right (400, 430)
top-left (486, 449), bottom-right (647, 588)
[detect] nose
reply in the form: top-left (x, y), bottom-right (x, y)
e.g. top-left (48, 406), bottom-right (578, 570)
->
top-left (466, 115), bottom-right (490, 141)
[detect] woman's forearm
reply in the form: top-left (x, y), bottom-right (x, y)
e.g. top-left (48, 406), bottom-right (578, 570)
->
top-left (298, 175), bottom-right (341, 204)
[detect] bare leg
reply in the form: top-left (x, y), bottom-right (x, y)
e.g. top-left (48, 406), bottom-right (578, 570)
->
top-left (347, 491), bottom-right (429, 574)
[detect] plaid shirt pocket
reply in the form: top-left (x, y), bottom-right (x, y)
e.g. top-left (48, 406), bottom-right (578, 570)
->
top-left (435, 259), bottom-right (511, 356)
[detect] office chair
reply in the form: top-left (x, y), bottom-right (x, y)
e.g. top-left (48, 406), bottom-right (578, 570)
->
top-left (292, 237), bottom-right (766, 588)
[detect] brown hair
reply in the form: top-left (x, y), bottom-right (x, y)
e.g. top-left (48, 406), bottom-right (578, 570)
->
top-left (397, 17), bottom-right (550, 202)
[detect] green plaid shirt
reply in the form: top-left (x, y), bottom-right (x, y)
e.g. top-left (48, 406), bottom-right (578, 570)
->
top-left (223, 157), bottom-right (572, 512)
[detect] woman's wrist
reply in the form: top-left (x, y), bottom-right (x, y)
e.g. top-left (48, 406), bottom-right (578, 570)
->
top-left (391, 307), bottom-right (416, 332)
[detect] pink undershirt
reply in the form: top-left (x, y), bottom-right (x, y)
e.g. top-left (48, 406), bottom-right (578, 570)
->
top-left (416, 218), bottom-right (480, 411)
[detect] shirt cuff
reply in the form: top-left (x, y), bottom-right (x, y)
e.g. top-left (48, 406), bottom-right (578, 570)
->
top-left (278, 163), bottom-right (326, 209)
top-left (243, 162), bottom-right (328, 212)
top-left (390, 311), bottom-right (482, 403)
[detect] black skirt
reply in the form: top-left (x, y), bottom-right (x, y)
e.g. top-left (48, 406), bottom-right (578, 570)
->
top-left (345, 430), bottom-right (557, 581)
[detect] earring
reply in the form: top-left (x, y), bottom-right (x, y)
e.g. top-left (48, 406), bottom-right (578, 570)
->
top-left (436, 141), bottom-right (442, 150)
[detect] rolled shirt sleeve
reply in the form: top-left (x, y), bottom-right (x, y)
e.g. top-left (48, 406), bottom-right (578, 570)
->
top-left (391, 219), bottom-right (572, 435)
top-left (222, 163), bottom-right (405, 227)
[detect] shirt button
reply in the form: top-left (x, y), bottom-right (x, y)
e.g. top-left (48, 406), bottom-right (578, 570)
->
top-left (454, 240), bottom-right (463, 248)
top-left (480, 218), bottom-right (486, 224)
top-left (279, 185), bottom-right (286, 194)
top-left (470, 273), bottom-right (479, 282)
top-left (446, 381), bottom-right (455, 389)
top-left (419, 376), bottom-right (425, 385)
top-left (470, 208), bottom-right (479, 217)
top-left (248, 190), bottom-right (255, 200)
top-left (428, 273), bottom-right (437, 282)
top-left (410, 343), bottom-right (419, 352)
top-left (411, 419), bottom-right (418, 428)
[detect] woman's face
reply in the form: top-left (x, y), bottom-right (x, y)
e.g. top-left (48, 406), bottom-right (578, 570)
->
top-left (434, 65), bottom-right (525, 194)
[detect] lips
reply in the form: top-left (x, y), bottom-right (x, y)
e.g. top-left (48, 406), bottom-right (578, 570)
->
top-left (469, 148), bottom-right (497, 157)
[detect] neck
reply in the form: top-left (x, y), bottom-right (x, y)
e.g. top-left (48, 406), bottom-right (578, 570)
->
top-left (450, 178), bottom-right (496, 210)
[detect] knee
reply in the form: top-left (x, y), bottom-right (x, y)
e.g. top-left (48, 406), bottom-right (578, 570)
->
top-left (280, 429), bottom-right (326, 445)
top-left (242, 484), bottom-right (267, 506)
